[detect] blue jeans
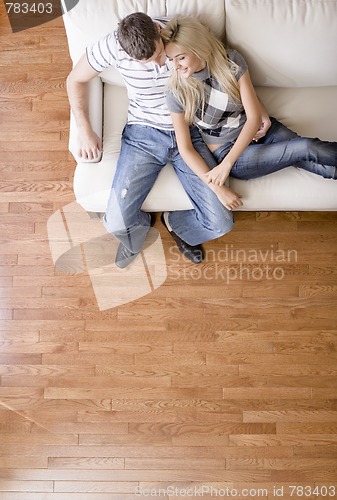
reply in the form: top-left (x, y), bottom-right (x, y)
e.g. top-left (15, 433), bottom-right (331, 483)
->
top-left (212, 117), bottom-right (337, 180)
top-left (103, 124), bottom-right (233, 252)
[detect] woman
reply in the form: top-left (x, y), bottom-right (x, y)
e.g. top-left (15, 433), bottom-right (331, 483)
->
top-left (161, 16), bottom-right (337, 199)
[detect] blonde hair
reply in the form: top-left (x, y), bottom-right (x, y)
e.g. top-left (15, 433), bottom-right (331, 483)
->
top-left (161, 15), bottom-right (241, 124)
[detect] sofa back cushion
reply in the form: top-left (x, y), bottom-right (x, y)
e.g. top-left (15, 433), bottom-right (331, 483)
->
top-left (63, 0), bottom-right (166, 64)
top-left (225, 0), bottom-right (337, 87)
top-left (165, 0), bottom-right (226, 39)
top-left (63, 0), bottom-right (226, 85)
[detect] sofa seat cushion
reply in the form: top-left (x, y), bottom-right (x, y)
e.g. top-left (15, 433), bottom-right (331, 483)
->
top-left (231, 168), bottom-right (337, 212)
top-left (73, 83), bottom-right (337, 213)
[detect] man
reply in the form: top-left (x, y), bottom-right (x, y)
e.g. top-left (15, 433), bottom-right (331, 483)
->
top-left (66, 12), bottom-right (253, 268)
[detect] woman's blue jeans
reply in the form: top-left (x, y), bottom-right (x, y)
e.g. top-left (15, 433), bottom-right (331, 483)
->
top-left (103, 124), bottom-right (233, 253)
top-left (212, 117), bottom-right (337, 180)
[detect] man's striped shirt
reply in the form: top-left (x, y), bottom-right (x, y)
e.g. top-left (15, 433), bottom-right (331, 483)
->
top-left (86, 18), bottom-right (174, 130)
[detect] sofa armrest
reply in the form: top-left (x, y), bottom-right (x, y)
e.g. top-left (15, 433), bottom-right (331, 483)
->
top-left (68, 75), bottom-right (104, 164)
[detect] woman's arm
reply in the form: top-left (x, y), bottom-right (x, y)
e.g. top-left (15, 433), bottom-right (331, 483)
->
top-left (205, 70), bottom-right (262, 186)
top-left (171, 112), bottom-right (243, 211)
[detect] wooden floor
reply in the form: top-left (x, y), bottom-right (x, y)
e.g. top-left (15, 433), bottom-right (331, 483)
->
top-left (1, 5), bottom-right (337, 500)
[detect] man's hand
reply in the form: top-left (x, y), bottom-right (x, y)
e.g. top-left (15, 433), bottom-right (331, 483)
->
top-left (77, 129), bottom-right (102, 160)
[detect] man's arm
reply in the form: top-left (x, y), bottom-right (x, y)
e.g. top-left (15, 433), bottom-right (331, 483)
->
top-left (66, 54), bottom-right (103, 160)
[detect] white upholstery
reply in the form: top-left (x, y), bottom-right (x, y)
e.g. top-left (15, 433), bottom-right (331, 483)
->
top-left (64, 0), bottom-right (337, 212)
top-left (225, 0), bottom-right (337, 88)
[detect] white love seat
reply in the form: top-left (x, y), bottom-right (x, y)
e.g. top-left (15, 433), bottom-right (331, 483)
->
top-left (46, 0), bottom-right (337, 310)
top-left (62, 0), bottom-right (337, 213)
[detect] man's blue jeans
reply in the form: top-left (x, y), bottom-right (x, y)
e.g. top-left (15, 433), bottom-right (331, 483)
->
top-left (103, 124), bottom-right (233, 253)
top-left (212, 117), bottom-right (337, 180)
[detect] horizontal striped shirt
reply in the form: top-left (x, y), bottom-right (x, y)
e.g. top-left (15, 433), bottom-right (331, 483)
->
top-left (86, 18), bottom-right (174, 130)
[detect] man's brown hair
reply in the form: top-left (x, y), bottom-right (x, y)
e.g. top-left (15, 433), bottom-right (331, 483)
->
top-left (117, 12), bottom-right (160, 60)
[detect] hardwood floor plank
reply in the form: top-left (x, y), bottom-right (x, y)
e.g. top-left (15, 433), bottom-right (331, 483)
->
top-left (1, 1), bottom-right (337, 496)
top-left (48, 457), bottom-right (125, 470)
top-left (53, 481), bottom-right (137, 494)
top-left (0, 481), bottom-right (53, 493)
top-left (0, 495), bottom-right (142, 500)
top-left (244, 410), bottom-right (337, 423)
top-left (1, 491), bottom-right (140, 500)
top-left (277, 422), bottom-right (337, 434)
top-left (0, 456), bottom-right (48, 469)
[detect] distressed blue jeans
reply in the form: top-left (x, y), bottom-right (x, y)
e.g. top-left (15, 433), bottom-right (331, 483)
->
top-left (103, 124), bottom-right (233, 253)
top-left (212, 117), bottom-right (337, 180)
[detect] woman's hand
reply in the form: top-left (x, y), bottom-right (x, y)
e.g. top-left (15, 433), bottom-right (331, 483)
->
top-left (253, 100), bottom-right (271, 141)
top-left (204, 162), bottom-right (231, 187)
top-left (213, 184), bottom-right (243, 210)
top-left (253, 114), bottom-right (271, 142)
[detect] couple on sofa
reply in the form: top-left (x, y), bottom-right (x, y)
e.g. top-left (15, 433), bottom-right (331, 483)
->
top-left (67, 12), bottom-right (337, 269)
